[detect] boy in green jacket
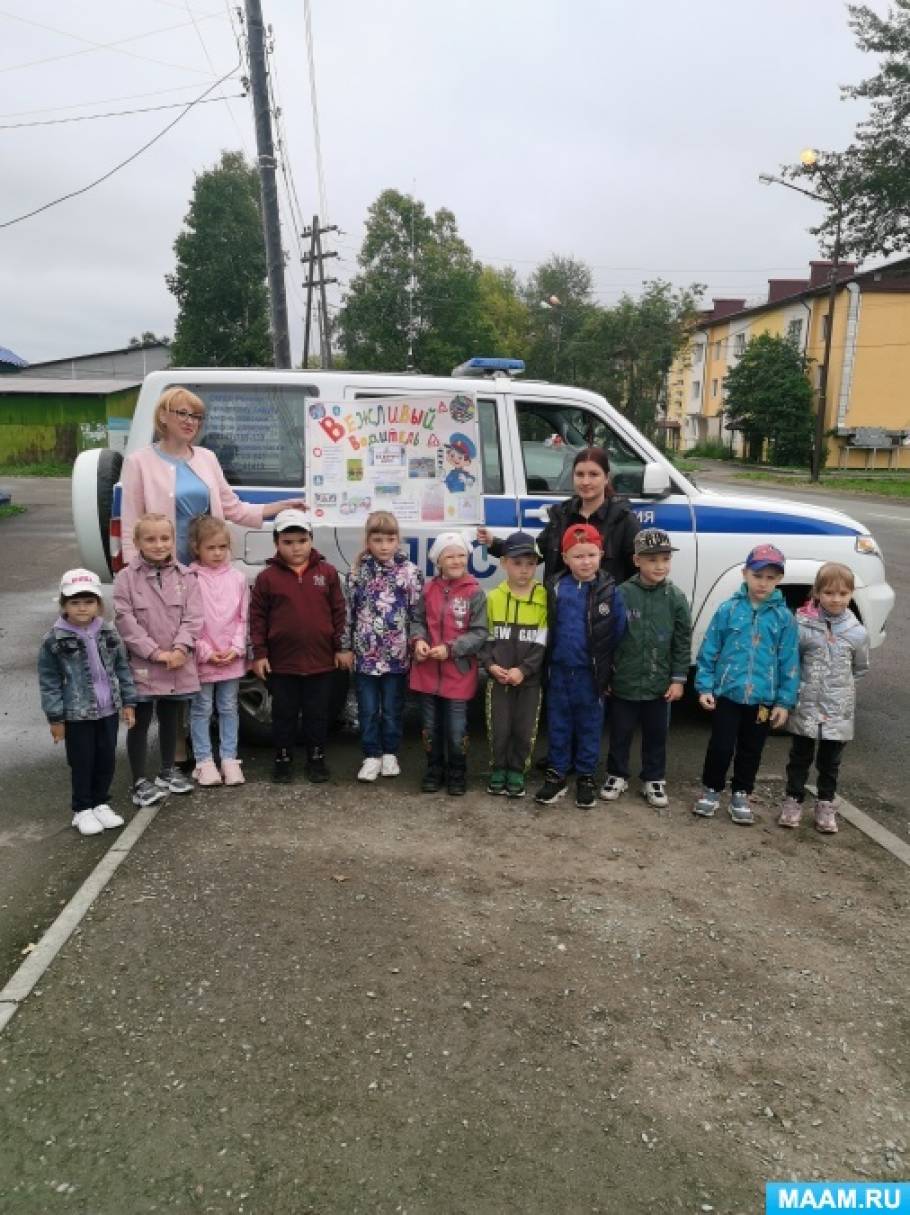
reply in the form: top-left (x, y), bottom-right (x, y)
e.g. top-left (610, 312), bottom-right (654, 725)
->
top-left (480, 532), bottom-right (548, 799)
top-left (600, 528), bottom-right (692, 809)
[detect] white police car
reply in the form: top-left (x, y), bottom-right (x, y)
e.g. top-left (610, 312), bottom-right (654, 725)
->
top-left (72, 359), bottom-right (895, 739)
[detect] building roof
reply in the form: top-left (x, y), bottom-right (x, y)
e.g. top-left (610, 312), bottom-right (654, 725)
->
top-left (27, 340), bottom-right (169, 366)
top-left (0, 377), bottom-right (140, 396)
top-left (0, 345), bottom-right (28, 369)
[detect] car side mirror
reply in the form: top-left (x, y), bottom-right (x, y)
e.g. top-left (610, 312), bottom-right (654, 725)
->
top-left (641, 461), bottom-right (671, 498)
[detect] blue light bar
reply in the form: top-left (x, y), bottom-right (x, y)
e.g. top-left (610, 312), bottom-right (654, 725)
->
top-left (451, 356), bottom-right (526, 378)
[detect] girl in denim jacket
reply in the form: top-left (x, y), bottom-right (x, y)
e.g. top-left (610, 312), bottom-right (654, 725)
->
top-left (38, 569), bottom-right (137, 836)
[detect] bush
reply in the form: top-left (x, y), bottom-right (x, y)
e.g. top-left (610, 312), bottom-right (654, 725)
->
top-left (685, 441), bottom-right (733, 460)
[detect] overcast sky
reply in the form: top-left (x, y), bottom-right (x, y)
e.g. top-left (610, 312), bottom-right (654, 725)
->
top-left (0, 0), bottom-right (885, 365)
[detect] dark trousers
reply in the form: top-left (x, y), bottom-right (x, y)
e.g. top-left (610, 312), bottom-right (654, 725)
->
top-left (355, 672), bottom-right (407, 758)
top-left (419, 694), bottom-right (468, 772)
top-left (547, 664), bottom-right (603, 778)
top-left (786, 734), bottom-right (846, 803)
top-left (269, 671), bottom-right (332, 754)
top-left (65, 715), bottom-right (119, 813)
top-left (701, 696), bottom-right (771, 794)
top-left (606, 696), bottom-right (671, 782)
top-left (127, 699), bottom-right (180, 782)
top-left (485, 679), bottom-right (542, 773)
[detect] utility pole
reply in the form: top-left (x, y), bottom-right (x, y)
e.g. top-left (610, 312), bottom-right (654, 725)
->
top-left (301, 215), bottom-right (338, 367)
top-left (243, 0), bottom-right (292, 368)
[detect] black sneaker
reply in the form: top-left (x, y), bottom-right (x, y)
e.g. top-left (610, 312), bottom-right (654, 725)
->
top-left (421, 765), bottom-right (445, 793)
top-left (305, 748), bottom-right (330, 784)
top-left (447, 766), bottom-right (467, 797)
top-left (575, 775), bottom-right (596, 809)
top-left (272, 751), bottom-right (293, 784)
top-left (534, 769), bottom-right (568, 805)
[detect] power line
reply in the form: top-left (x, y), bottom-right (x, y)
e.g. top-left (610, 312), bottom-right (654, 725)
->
top-left (183, 0), bottom-right (249, 152)
top-left (0, 6), bottom-right (225, 76)
top-left (0, 54), bottom-right (241, 229)
top-left (0, 81), bottom-right (232, 120)
top-left (0, 93), bottom-right (245, 130)
top-left (303, 0), bottom-right (328, 223)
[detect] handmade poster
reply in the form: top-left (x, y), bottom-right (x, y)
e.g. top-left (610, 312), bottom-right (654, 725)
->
top-left (305, 394), bottom-right (483, 527)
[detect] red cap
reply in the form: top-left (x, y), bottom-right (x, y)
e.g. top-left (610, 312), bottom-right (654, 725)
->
top-left (561, 523), bottom-right (603, 553)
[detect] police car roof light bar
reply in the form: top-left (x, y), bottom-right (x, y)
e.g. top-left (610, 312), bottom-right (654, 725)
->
top-left (451, 356), bottom-right (526, 379)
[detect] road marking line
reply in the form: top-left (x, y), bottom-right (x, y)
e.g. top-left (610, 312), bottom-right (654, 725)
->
top-left (0, 804), bottom-right (161, 1034)
top-left (865, 512), bottom-right (910, 522)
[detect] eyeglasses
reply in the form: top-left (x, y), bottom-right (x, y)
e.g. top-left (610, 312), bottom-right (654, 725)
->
top-left (168, 407), bottom-right (205, 424)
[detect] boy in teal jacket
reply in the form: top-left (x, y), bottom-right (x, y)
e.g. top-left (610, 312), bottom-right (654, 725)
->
top-left (694, 544), bottom-right (800, 825)
top-left (601, 529), bottom-right (692, 810)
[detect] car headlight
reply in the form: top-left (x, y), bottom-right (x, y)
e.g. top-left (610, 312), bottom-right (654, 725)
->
top-left (855, 535), bottom-right (880, 557)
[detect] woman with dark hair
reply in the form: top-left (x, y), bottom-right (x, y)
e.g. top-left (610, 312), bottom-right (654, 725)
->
top-left (478, 446), bottom-right (639, 583)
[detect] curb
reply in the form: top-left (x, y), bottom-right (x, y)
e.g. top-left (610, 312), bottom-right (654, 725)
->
top-left (827, 790), bottom-right (910, 869)
top-left (0, 805), bottom-right (161, 1035)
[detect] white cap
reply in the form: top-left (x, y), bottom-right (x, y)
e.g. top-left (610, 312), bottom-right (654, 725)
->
top-left (428, 530), bottom-right (470, 565)
top-left (60, 568), bottom-right (103, 598)
top-left (273, 509), bottom-right (314, 534)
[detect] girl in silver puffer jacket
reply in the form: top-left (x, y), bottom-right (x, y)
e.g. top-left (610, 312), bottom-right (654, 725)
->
top-left (779, 563), bottom-right (870, 834)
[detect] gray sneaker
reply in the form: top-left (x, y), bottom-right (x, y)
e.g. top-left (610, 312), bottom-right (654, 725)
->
top-left (693, 788), bottom-right (720, 817)
top-left (729, 791), bottom-right (754, 826)
top-left (155, 768), bottom-right (194, 795)
top-left (131, 778), bottom-right (167, 808)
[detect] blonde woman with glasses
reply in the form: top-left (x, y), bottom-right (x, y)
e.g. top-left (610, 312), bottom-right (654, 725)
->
top-left (120, 386), bottom-right (304, 566)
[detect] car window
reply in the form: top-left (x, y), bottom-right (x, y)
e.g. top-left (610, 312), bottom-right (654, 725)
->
top-left (190, 383), bottom-right (317, 487)
top-left (354, 391), bottom-right (503, 495)
top-left (514, 400), bottom-right (646, 496)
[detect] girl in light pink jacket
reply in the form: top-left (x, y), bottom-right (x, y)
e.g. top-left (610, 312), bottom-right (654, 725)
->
top-left (113, 513), bottom-right (203, 808)
top-left (187, 516), bottom-right (249, 787)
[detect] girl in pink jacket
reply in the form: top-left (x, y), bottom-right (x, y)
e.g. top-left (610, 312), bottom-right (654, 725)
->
top-left (113, 513), bottom-right (204, 808)
top-left (187, 516), bottom-right (249, 787)
top-left (409, 532), bottom-right (487, 797)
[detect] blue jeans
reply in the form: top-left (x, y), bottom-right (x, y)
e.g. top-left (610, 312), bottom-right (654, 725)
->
top-left (190, 678), bottom-right (240, 761)
top-left (355, 672), bottom-right (407, 758)
top-left (547, 664), bottom-right (604, 777)
top-left (419, 693), bottom-right (468, 770)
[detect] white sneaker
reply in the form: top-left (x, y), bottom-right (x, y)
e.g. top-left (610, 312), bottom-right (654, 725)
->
top-left (358, 757), bottom-right (382, 782)
top-left (380, 754), bottom-right (401, 777)
top-left (642, 781), bottom-right (669, 809)
top-left (599, 775), bottom-right (628, 801)
top-left (92, 804), bottom-right (125, 829)
top-left (72, 808), bottom-right (104, 836)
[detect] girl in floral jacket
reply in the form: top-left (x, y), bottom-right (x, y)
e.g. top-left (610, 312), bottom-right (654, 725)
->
top-left (345, 512), bottom-right (423, 783)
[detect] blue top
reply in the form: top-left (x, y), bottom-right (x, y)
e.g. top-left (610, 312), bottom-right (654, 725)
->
top-left (154, 446), bottom-right (210, 564)
top-left (551, 577), bottom-right (592, 668)
top-left (695, 584), bottom-right (801, 708)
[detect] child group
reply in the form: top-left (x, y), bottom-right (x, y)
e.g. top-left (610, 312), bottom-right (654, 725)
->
top-left (39, 500), bottom-right (869, 838)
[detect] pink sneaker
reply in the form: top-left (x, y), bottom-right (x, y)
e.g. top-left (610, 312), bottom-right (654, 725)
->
top-left (193, 758), bottom-right (222, 787)
top-left (221, 758), bottom-right (245, 786)
top-left (777, 796), bottom-right (803, 829)
top-left (814, 800), bottom-right (838, 834)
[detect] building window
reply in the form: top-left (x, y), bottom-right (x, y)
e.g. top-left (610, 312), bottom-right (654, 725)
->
top-left (711, 378), bottom-right (718, 398)
top-left (692, 380), bottom-right (701, 400)
top-left (787, 318), bottom-right (803, 346)
top-left (713, 340), bottom-right (722, 358)
top-left (733, 333), bottom-right (745, 356)
top-left (692, 344), bottom-right (703, 365)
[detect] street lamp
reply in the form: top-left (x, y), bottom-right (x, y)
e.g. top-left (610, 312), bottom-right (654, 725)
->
top-left (758, 149), bottom-right (844, 482)
top-left (539, 295), bottom-right (563, 376)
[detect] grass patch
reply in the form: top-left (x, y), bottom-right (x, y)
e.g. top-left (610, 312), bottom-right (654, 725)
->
top-left (0, 462), bottom-right (72, 477)
top-left (734, 470), bottom-right (910, 498)
top-left (0, 503), bottom-right (26, 519)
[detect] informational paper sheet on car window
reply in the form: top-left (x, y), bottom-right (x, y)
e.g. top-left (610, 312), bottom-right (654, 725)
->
top-left (304, 394), bottom-right (483, 528)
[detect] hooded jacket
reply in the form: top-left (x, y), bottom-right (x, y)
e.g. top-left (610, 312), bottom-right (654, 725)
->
top-left (250, 549), bottom-right (346, 677)
top-left (490, 494), bottom-right (639, 584)
top-left (189, 560), bottom-right (249, 684)
top-left (409, 572), bottom-right (487, 700)
top-left (38, 618), bottom-right (137, 722)
top-left (611, 575), bottom-right (692, 701)
top-left (545, 569), bottom-right (627, 697)
top-left (695, 584), bottom-right (800, 709)
top-left (344, 552), bottom-right (424, 676)
top-left (114, 556), bottom-right (203, 698)
top-left (788, 602), bottom-right (869, 741)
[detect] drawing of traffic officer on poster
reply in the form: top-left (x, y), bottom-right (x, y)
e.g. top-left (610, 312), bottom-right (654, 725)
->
top-left (304, 394), bottom-right (483, 527)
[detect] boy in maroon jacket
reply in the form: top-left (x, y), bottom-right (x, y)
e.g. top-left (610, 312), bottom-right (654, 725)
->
top-left (251, 510), bottom-right (349, 783)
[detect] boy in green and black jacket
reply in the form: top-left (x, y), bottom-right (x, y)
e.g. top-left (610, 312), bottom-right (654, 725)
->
top-left (600, 528), bottom-right (692, 810)
top-left (480, 532), bottom-right (548, 800)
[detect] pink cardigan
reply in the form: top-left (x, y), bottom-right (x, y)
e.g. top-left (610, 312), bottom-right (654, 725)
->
top-left (120, 444), bottom-right (265, 564)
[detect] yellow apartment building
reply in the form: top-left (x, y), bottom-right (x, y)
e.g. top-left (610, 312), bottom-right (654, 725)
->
top-left (664, 258), bottom-right (910, 468)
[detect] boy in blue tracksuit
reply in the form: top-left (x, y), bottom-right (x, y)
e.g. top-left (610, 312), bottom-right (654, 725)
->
top-left (694, 544), bottom-right (800, 825)
top-left (534, 523), bottom-right (627, 810)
